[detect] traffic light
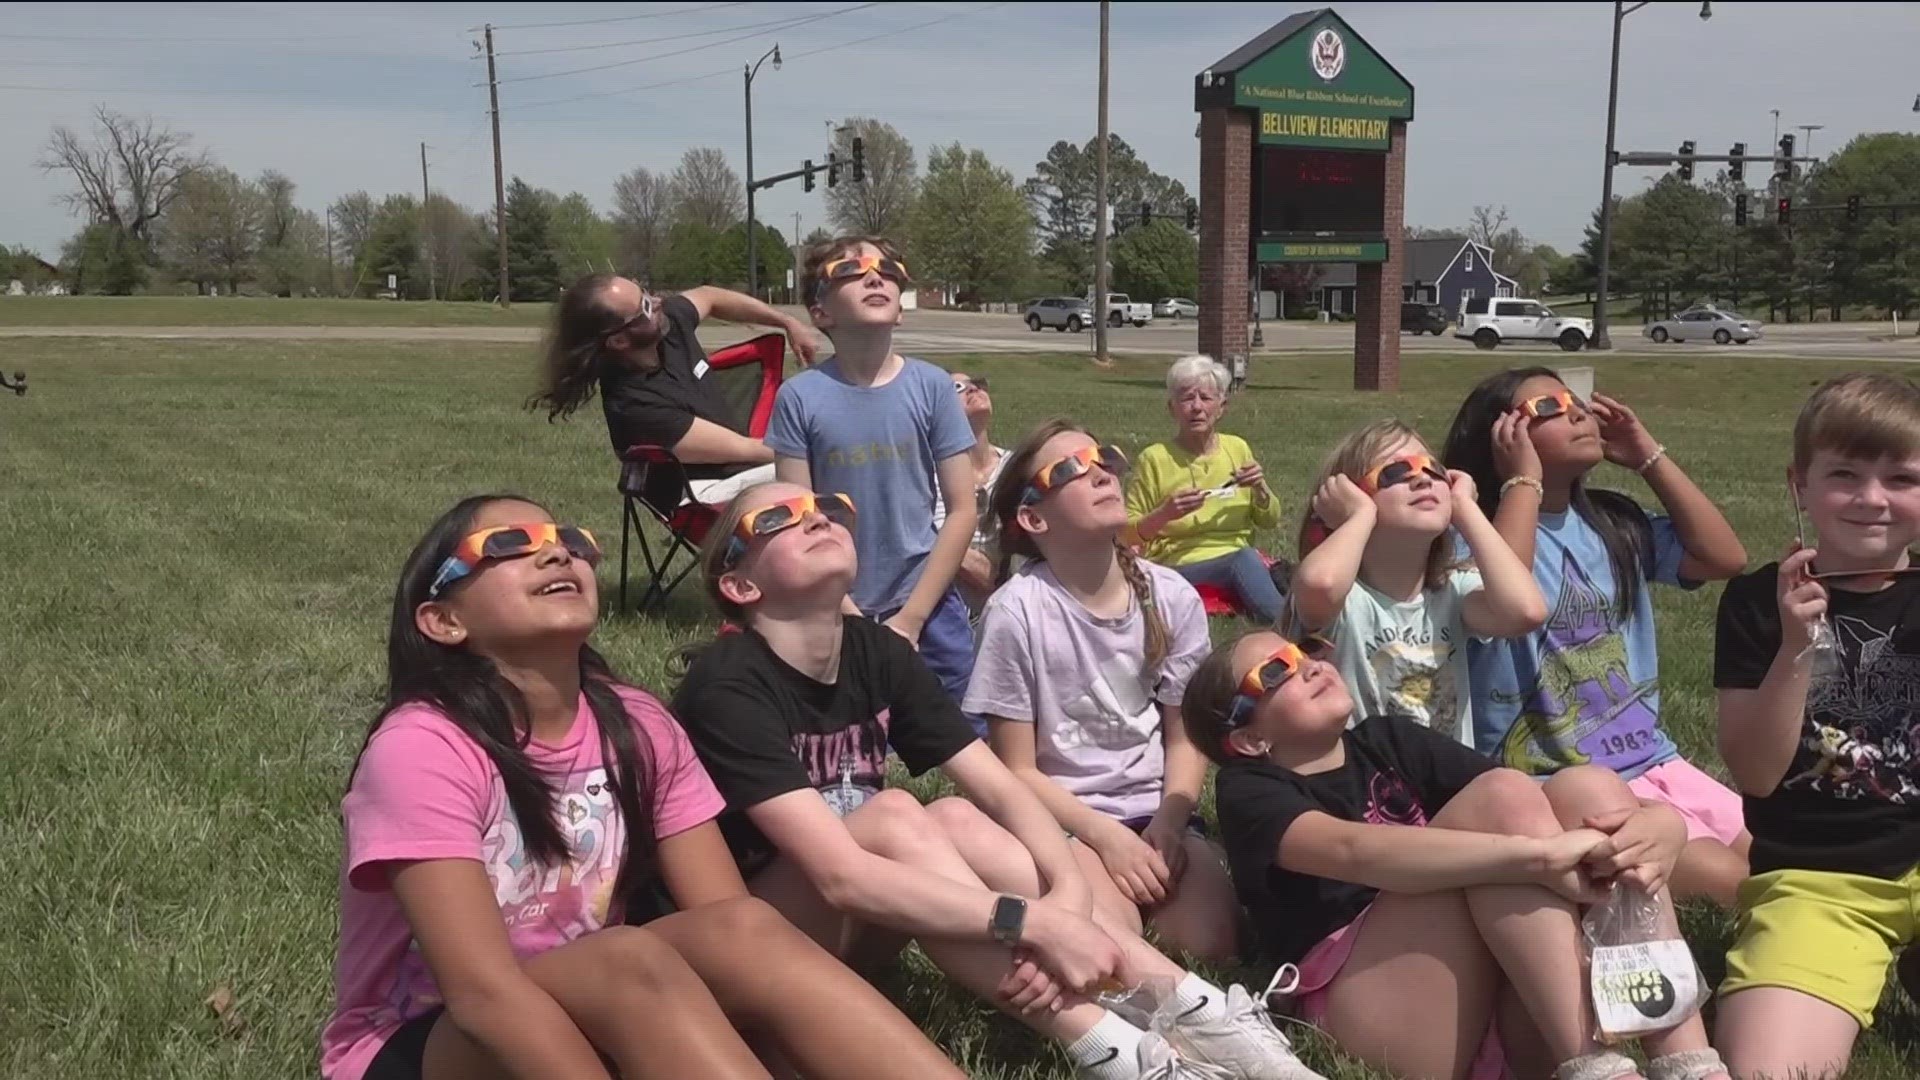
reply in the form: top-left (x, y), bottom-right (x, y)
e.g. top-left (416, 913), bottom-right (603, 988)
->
top-left (1728, 142), bottom-right (1745, 182)
top-left (1777, 196), bottom-right (1792, 227)
top-left (827, 152), bottom-right (839, 189)
top-left (1184, 198), bottom-right (1198, 230)
top-left (1847, 194), bottom-right (1862, 222)
top-left (1777, 134), bottom-right (1796, 180)
top-left (1140, 200), bottom-right (1152, 227)
top-left (850, 137), bottom-right (865, 183)
top-left (803, 160), bottom-right (814, 193)
top-left (1677, 141), bottom-right (1695, 182)
top-left (1734, 192), bottom-right (1748, 226)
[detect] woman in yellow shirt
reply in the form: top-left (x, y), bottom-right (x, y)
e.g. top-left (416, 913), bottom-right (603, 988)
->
top-left (1125, 355), bottom-right (1285, 623)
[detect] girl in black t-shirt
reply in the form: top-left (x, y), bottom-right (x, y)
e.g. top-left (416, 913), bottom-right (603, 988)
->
top-left (1185, 630), bottom-right (1731, 1080)
top-left (674, 480), bottom-right (1323, 1080)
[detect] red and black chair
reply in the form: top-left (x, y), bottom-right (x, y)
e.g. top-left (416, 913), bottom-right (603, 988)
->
top-left (617, 332), bottom-right (786, 614)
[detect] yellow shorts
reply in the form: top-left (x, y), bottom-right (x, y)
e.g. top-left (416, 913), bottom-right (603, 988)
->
top-left (1719, 865), bottom-right (1920, 1029)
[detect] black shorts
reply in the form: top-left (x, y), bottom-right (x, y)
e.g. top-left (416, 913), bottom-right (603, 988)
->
top-left (363, 1008), bottom-right (442, 1080)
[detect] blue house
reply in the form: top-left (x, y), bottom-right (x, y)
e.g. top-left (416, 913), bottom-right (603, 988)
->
top-left (1312, 238), bottom-right (1517, 317)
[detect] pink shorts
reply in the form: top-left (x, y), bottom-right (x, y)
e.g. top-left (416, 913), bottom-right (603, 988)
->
top-left (1288, 905), bottom-right (1512, 1080)
top-left (1626, 758), bottom-right (1746, 845)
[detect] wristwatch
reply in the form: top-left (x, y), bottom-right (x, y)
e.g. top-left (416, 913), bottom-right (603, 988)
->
top-left (989, 894), bottom-right (1027, 946)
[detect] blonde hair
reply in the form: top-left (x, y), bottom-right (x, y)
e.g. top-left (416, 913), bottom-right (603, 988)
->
top-left (1299, 418), bottom-right (1457, 591)
top-left (989, 418), bottom-right (1170, 673)
top-left (1165, 354), bottom-right (1231, 400)
top-left (694, 482), bottom-right (779, 625)
top-left (1793, 373), bottom-right (1920, 472)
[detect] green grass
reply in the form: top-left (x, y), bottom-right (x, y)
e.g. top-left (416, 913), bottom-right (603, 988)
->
top-left (0, 295), bottom-right (553, 327)
top-left (3, 339), bottom-right (1918, 1078)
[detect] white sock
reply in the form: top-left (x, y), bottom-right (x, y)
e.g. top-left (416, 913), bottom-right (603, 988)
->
top-left (1067, 1010), bottom-right (1146, 1079)
top-left (1169, 972), bottom-right (1228, 1023)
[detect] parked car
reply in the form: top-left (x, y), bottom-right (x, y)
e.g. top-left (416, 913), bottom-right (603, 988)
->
top-left (1090, 292), bottom-right (1152, 327)
top-left (1024, 296), bottom-right (1092, 333)
top-left (1644, 307), bottom-right (1763, 345)
top-left (1456, 296), bottom-right (1592, 352)
top-left (1400, 302), bottom-right (1448, 335)
top-left (1153, 297), bottom-right (1199, 319)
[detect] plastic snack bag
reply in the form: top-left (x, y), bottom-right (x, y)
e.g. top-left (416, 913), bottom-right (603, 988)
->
top-left (1582, 882), bottom-right (1707, 1042)
top-left (1097, 975), bottom-right (1182, 1035)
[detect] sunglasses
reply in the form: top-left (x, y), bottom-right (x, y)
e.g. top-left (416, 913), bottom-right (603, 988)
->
top-left (1022, 444), bottom-right (1128, 505)
top-left (1786, 477), bottom-right (1920, 582)
top-left (1228, 635), bottom-right (1335, 728)
top-left (722, 492), bottom-right (858, 569)
top-left (813, 254), bottom-right (912, 300)
top-left (429, 523), bottom-right (601, 599)
top-left (1362, 453), bottom-right (1448, 493)
top-left (953, 376), bottom-right (990, 395)
top-left (1518, 391), bottom-right (1584, 420)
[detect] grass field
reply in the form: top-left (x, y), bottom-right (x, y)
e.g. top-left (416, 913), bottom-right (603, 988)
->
top-left (0, 295), bottom-right (553, 327)
top-left (3, 337), bottom-right (1918, 1079)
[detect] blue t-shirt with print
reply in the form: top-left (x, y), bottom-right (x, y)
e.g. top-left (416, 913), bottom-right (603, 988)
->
top-left (1465, 503), bottom-right (1695, 779)
top-left (765, 356), bottom-right (974, 615)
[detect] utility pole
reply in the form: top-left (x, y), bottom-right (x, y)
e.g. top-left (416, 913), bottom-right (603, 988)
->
top-left (324, 205), bottom-right (337, 297)
top-left (483, 25), bottom-right (509, 307)
top-left (1092, 0), bottom-right (1112, 367)
top-left (420, 142), bottom-right (437, 302)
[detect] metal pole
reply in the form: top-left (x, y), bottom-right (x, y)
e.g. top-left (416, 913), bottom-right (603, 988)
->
top-left (1590, 1), bottom-right (1625, 350)
top-left (420, 142), bottom-right (436, 302)
top-left (484, 25), bottom-right (509, 306)
top-left (745, 63), bottom-right (757, 298)
top-left (325, 206), bottom-right (337, 297)
top-left (1092, 0), bottom-right (1111, 366)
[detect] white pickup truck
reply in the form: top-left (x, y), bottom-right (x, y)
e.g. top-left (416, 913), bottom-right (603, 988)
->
top-left (1456, 296), bottom-right (1591, 352)
top-left (1092, 292), bottom-right (1153, 328)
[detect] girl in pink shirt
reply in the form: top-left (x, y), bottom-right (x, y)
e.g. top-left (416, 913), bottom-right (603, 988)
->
top-left (321, 494), bottom-right (962, 1080)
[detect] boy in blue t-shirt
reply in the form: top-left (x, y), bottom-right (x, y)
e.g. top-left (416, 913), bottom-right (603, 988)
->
top-left (766, 236), bottom-right (978, 708)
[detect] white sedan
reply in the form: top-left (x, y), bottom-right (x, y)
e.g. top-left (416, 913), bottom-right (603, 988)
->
top-left (1153, 297), bottom-right (1199, 319)
top-left (1645, 309), bottom-right (1763, 345)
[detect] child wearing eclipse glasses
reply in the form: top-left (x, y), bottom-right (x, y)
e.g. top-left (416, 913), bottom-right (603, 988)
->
top-left (1441, 367), bottom-right (1752, 906)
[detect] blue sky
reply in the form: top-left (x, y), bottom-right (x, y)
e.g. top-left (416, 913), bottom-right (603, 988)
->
top-left (3, 1), bottom-right (1916, 260)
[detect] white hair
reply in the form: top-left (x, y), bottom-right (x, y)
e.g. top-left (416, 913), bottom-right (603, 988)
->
top-left (1165, 354), bottom-right (1231, 399)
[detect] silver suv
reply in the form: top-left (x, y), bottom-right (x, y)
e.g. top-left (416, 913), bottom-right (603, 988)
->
top-left (1024, 296), bottom-right (1091, 333)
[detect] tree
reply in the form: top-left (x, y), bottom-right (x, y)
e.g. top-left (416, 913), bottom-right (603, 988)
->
top-left (611, 166), bottom-right (675, 281)
top-left (253, 169), bottom-right (313, 296)
top-left (159, 166), bottom-right (265, 295)
top-left (802, 226), bottom-right (834, 247)
top-left (1405, 225), bottom-right (1468, 241)
top-left (912, 143), bottom-right (1032, 304)
top-left (825, 118), bottom-right (917, 241)
top-left (504, 178), bottom-right (560, 302)
top-left (36, 105), bottom-right (208, 253)
top-left (1023, 134), bottom-right (1189, 289)
top-left (1802, 133), bottom-right (1920, 318)
top-left (654, 221), bottom-right (725, 291)
top-left (422, 195), bottom-right (480, 299)
top-left (1111, 218), bottom-right (1197, 300)
top-left (60, 223), bottom-right (146, 295)
top-left (362, 194), bottom-right (421, 298)
top-left (670, 147), bottom-right (743, 232)
top-left (547, 192), bottom-right (615, 280)
top-left (1, 246), bottom-right (58, 293)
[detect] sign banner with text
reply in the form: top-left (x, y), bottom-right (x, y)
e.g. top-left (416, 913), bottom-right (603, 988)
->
top-left (1257, 240), bottom-right (1387, 264)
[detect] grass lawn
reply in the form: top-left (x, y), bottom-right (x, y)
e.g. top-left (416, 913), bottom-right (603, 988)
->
top-left (0, 295), bottom-right (553, 328)
top-left (3, 338), bottom-right (1917, 1078)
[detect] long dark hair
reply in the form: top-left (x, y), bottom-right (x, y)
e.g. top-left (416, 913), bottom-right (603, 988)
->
top-left (529, 273), bottom-right (623, 422)
top-left (1440, 367), bottom-right (1652, 620)
top-left (353, 494), bottom-right (657, 904)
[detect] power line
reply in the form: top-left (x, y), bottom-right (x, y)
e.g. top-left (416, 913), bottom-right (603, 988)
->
top-left (479, 2), bottom-right (749, 32)
top-left (0, 29), bottom-right (372, 44)
top-left (489, 4), bottom-right (880, 85)
top-left (782, 2), bottom-right (1008, 64)
top-left (496, 7), bottom-right (871, 58)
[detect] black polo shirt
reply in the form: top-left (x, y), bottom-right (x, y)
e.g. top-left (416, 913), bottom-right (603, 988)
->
top-left (599, 295), bottom-right (748, 480)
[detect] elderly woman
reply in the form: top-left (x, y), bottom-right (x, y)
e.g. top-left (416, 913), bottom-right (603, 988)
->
top-left (1124, 354), bottom-right (1285, 623)
top-left (932, 370), bottom-right (1006, 612)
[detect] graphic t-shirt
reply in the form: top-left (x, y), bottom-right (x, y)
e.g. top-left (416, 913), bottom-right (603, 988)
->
top-left (1125, 434), bottom-right (1283, 567)
top-left (1317, 568), bottom-right (1484, 748)
top-left (599, 295), bottom-right (746, 480)
top-left (1466, 502), bottom-right (1690, 778)
top-left (321, 687), bottom-right (724, 1080)
top-left (963, 560), bottom-right (1212, 821)
top-left (1217, 715), bottom-right (1497, 963)
top-left (673, 616), bottom-right (980, 871)
top-left (764, 356), bottom-right (975, 615)
top-left (1715, 564), bottom-right (1920, 879)
top-left (931, 446), bottom-right (1008, 551)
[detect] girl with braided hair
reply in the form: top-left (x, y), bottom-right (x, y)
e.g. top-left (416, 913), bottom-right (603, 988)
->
top-left (965, 420), bottom-right (1243, 964)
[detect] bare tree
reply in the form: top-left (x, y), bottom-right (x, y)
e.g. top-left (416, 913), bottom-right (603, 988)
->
top-left (1467, 204), bottom-right (1510, 251)
top-left (328, 191), bottom-right (377, 269)
top-left (423, 194), bottom-right (478, 297)
top-left (611, 166), bottom-right (675, 279)
top-left (825, 117), bottom-right (917, 240)
top-left (37, 105), bottom-right (207, 246)
top-left (257, 169), bottom-right (299, 249)
top-left (669, 147), bottom-right (743, 232)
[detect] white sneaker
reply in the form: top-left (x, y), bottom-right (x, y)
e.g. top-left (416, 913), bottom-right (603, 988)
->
top-left (1165, 972), bottom-right (1327, 1080)
top-left (1136, 1033), bottom-right (1236, 1080)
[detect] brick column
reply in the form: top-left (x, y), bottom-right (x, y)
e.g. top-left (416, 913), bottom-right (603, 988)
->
top-left (1353, 119), bottom-right (1409, 391)
top-left (1198, 108), bottom-right (1253, 370)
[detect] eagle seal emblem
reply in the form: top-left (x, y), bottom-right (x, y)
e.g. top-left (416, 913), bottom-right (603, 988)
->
top-left (1310, 28), bottom-right (1346, 82)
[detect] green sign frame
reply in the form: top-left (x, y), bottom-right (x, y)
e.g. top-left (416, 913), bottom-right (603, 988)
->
top-left (1232, 11), bottom-right (1413, 150)
top-left (1257, 240), bottom-right (1388, 264)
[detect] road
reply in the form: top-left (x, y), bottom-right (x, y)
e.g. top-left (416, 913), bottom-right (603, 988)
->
top-left (3, 310), bottom-right (1916, 362)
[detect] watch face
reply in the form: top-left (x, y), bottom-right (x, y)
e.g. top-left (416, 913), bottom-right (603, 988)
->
top-left (991, 895), bottom-right (1026, 942)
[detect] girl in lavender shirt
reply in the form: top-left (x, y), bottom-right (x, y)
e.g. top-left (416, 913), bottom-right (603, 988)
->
top-left (320, 494), bottom-right (960, 1080)
top-left (965, 420), bottom-right (1243, 964)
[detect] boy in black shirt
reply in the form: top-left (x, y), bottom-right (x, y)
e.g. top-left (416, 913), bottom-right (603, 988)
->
top-left (1185, 630), bottom-right (1727, 1080)
top-left (1713, 373), bottom-right (1920, 1079)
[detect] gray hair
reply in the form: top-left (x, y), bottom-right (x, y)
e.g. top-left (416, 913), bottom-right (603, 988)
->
top-left (1165, 354), bottom-right (1231, 399)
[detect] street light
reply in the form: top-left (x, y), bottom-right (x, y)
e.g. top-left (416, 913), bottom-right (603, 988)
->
top-left (744, 44), bottom-right (781, 299)
top-left (1591, 0), bottom-right (1711, 350)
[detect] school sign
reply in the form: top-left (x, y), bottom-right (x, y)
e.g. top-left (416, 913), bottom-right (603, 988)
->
top-left (1194, 8), bottom-right (1415, 391)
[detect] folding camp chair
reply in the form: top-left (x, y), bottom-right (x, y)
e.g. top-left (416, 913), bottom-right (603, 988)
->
top-left (617, 332), bottom-right (786, 614)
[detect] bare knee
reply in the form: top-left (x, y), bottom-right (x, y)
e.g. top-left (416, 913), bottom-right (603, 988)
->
top-left (851, 788), bottom-right (933, 859)
top-left (1438, 768), bottom-right (1558, 835)
top-left (1541, 764), bottom-right (1637, 828)
top-left (696, 896), bottom-right (795, 944)
top-left (598, 926), bottom-right (698, 995)
top-left (924, 795), bottom-right (995, 844)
